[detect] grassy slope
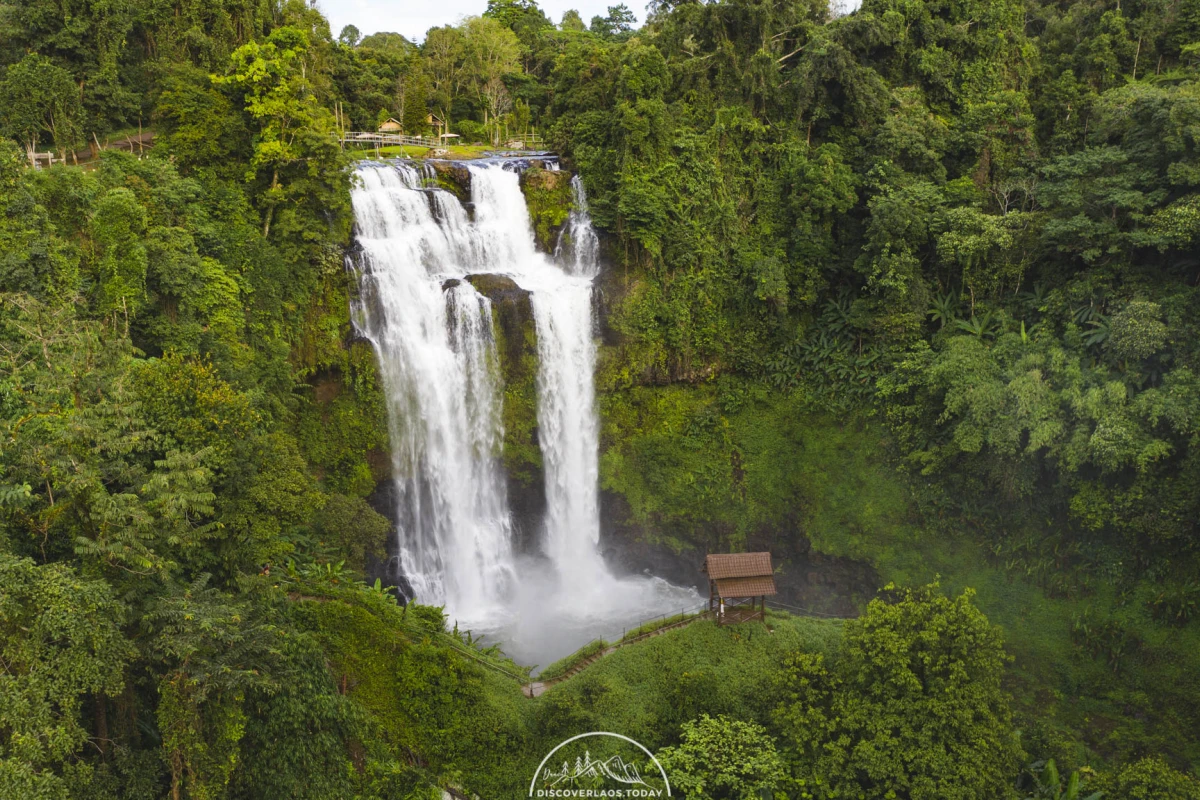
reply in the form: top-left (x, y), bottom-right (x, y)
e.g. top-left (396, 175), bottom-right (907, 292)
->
top-left (531, 612), bottom-right (842, 746)
top-left (494, 613), bottom-right (841, 794)
top-left (301, 584), bottom-right (843, 795)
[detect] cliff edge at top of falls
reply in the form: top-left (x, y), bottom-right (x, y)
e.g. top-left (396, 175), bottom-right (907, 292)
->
top-left (420, 159), bottom-right (574, 254)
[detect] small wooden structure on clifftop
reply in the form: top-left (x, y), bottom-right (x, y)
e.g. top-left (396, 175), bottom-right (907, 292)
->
top-left (704, 552), bottom-right (777, 624)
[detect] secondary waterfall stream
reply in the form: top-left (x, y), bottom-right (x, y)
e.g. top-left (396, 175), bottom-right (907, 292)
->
top-left (351, 160), bottom-right (698, 667)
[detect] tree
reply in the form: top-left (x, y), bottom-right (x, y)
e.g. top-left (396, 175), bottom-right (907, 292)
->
top-left (423, 25), bottom-right (468, 131)
top-left (1039, 145), bottom-right (1161, 263)
top-left (656, 715), bottom-right (786, 800)
top-left (338, 24), bottom-right (361, 48)
top-left (0, 141), bottom-right (78, 298)
top-left (461, 17), bottom-right (522, 142)
top-left (311, 494), bottom-right (390, 572)
top-left (225, 633), bottom-right (361, 800)
top-left (1108, 300), bottom-right (1168, 361)
top-left (154, 65), bottom-right (251, 176)
top-left (561, 10), bottom-right (586, 32)
top-left (590, 4), bottom-right (637, 38)
top-left (89, 188), bottom-right (149, 319)
top-left (0, 556), bottom-right (130, 798)
top-left (775, 584), bottom-right (1024, 800)
top-left (485, 0), bottom-right (551, 34)
top-left (214, 26), bottom-right (346, 239)
top-left (0, 54), bottom-right (83, 163)
top-left (358, 31), bottom-right (415, 54)
top-left (149, 576), bottom-right (281, 800)
top-left (1092, 758), bottom-right (1200, 800)
top-left (400, 65), bottom-right (430, 135)
top-left (4, 0), bottom-right (139, 132)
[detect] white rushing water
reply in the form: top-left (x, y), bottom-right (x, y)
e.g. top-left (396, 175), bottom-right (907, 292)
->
top-left (350, 164), bottom-right (516, 613)
top-left (351, 161), bottom-right (698, 667)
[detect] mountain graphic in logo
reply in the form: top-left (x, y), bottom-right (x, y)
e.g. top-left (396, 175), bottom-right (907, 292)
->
top-left (541, 750), bottom-right (649, 787)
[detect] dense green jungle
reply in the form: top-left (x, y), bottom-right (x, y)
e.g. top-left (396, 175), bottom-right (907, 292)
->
top-left (3, 0), bottom-right (1200, 796)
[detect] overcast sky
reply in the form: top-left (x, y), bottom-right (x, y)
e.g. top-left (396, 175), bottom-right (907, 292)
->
top-left (318, 0), bottom-right (863, 44)
top-left (318, 0), bottom-right (634, 42)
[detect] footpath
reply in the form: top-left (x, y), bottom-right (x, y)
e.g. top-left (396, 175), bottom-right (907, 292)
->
top-left (521, 610), bottom-right (713, 698)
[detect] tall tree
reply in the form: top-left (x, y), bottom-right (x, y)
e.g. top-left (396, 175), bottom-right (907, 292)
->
top-left (463, 16), bottom-right (522, 140)
top-left (423, 25), bottom-right (468, 131)
top-left (560, 10), bottom-right (586, 32)
top-left (0, 54), bottom-right (83, 163)
top-left (590, 4), bottom-right (637, 38)
top-left (0, 556), bottom-right (130, 798)
top-left (338, 24), bottom-right (361, 48)
top-left (214, 26), bottom-right (346, 239)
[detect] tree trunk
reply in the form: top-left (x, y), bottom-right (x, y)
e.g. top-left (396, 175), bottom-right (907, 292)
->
top-left (263, 169), bottom-right (279, 238)
top-left (170, 749), bottom-right (183, 800)
top-left (95, 694), bottom-right (109, 757)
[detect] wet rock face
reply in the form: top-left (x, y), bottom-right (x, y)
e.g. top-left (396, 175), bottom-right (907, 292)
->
top-left (463, 274), bottom-right (532, 371)
top-left (364, 477), bottom-right (403, 589)
top-left (591, 230), bottom-right (628, 348)
top-left (464, 273), bottom-right (525, 310)
top-left (464, 273), bottom-right (546, 553)
top-left (598, 491), bottom-right (710, 595)
top-left (427, 160), bottom-right (472, 201)
top-left (598, 491), bottom-right (878, 616)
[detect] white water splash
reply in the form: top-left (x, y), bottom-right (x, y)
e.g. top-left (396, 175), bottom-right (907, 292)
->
top-left (351, 161), bottom-right (698, 668)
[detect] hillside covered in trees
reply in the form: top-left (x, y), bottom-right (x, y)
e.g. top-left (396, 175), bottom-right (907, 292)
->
top-left (3, 0), bottom-right (1200, 797)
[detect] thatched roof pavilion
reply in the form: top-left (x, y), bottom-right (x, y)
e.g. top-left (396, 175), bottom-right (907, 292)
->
top-left (703, 552), bottom-right (777, 624)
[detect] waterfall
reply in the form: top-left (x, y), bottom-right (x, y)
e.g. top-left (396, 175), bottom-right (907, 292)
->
top-left (351, 160), bottom-right (698, 666)
top-left (468, 167), bottom-right (605, 582)
top-left (554, 175), bottom-right (601, 277)
top-left (349, 164), bottom-right (516, 616)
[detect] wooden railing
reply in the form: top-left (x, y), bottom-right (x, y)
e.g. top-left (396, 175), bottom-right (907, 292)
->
top-left (339, 131), bottom-right (441, 149)
top-left (339, 131), bottom-right (547, 150)
top-left (500, 133), bottom-right (545, 149)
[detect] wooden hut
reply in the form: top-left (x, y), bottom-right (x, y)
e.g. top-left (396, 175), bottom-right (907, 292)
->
top-left (703, 552), bottom-right (777, 624)
top-left (377, 117), bottom-right (403, 133)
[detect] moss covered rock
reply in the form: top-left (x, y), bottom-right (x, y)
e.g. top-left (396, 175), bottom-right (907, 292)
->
top-left (519, 167), bottom-right (572, 253)
top-left (427, 160), bottom-right (472, 201)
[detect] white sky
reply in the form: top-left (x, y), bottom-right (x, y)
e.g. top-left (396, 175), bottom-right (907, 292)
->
top-left (318, 0), bottom-right (636, 42)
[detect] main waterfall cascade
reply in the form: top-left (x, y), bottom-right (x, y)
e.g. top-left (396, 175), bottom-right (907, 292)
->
top-left (351, 160), bottom-right (698, 666)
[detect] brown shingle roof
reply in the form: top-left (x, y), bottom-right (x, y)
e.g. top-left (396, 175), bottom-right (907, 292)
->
top-left (715, 575), bottom-right (777, 598)
top-left (704, 552), bottom-right (773, 580)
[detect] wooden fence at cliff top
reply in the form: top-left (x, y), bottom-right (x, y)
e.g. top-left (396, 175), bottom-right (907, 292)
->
top-left (340, 132), bottom-right (441, 149)
top-left (338, 131), bottom-right (546, 150)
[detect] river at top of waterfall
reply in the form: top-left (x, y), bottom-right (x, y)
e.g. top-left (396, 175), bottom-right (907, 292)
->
top-left (350, 160), bottom-right (700, 670)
